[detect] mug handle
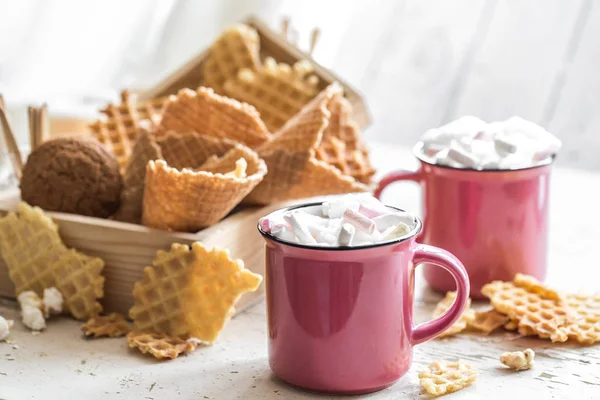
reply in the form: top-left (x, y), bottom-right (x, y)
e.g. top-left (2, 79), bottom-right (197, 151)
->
top-left (409, 244), bottom-right (470, 345)
top-left (373, 169), bottom-right (422, 200)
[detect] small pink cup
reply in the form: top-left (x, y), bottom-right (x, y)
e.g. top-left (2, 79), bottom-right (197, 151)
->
top-left (375, 143), bottom-right (553, 298)
top-left (258, 202), bottom-right (470, 394)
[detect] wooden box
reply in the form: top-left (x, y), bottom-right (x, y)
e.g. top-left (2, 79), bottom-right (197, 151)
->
top-left (0, 190), bottom-right (294, 316)
top-left (139, 15), bottom-right (372, 128)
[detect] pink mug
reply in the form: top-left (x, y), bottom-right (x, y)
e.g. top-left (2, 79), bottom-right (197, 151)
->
top-left (375, 143), bottom-right (553, 298)
top-left (258, 202), bottom-right (470, 394)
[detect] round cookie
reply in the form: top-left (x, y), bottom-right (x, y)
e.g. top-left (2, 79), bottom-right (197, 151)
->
top-left (20, 136), bottom-right (122, 218)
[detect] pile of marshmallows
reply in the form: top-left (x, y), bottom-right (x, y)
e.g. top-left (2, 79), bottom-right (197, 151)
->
top-left (420, 116), bottom-right (562, 170)
top-left (260, 194), bottom-right (417, 247)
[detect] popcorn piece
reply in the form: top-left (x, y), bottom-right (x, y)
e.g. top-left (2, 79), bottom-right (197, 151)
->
top-left (338, 223), bottom-right (355, 247)
top-left (283, 213), bottom-right (317, 245)
top-left (500, 349), bottom-right (535, 371)
top-left (18, 291), bottom-right (46, 331)
top-left (224, 158), bottom-right (248, 178)
top-left (343, 209), bottom-right (375, 234)
top-left (42, 287), bottom-right (64, 318)
top-left (17, 291), bottom-right (42, 310)
top-left (418, 360), bottom-right (477, 396)
top-left (21, 305), bottom-right (46, 331)
top-left (0, 316), bottom-right (14, 341)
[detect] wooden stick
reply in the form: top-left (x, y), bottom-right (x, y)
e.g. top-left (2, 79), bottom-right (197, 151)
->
top-left (0, 96), bottom-right (23, 180)
top-left (39, 104), bottom-right (49, 145)
top-left (281, 17), bottom-right (290, 40)
top-left (309, 28), bottom-right (321, 55)
top-left (28, 106), bottom-right (36, 151)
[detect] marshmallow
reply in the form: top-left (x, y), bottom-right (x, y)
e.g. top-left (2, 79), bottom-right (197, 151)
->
top-left (373, 213), bottom-right (415, 231)
top-left (259, 217), bottom-right (272, 233)
top-left (420, 116), bottom-right (561, 170)
top-left (284, 213), bottom-right (317, 245)
top-left (271, 224), bottom-right (297, 243)
top-left (266, 195), bottom-right (418, 247)
top-left (338, 223), bottom-right (355, 246)
top-left (343, 209), bottom-right (376, 234)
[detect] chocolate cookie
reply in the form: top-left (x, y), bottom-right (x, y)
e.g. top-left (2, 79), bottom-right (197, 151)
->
top-left (20, 136), bottom-right (122, 218)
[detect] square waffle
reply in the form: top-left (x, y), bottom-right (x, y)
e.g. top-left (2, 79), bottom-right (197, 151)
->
top-left (202, 24), bottom-right (261, 95)
top-left (224, 57), bottom-right (319, 132)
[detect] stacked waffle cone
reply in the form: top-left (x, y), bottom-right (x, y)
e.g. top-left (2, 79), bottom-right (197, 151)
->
top-left (89, 79), bottom-right (373, 231)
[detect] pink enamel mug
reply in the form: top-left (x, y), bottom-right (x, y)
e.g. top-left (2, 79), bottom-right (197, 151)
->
top-left (375, 142), bottom-right (553, 298)
top-left (258, 202), bottom-right (470, 394)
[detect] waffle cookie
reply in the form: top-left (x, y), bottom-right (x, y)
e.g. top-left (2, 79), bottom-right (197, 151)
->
top-left (315, 93), bottom-right (375, 184)
top-left (113, 129), bottom-right (164, 224)
top-left (224, 57), bottom-right (319, 132)
top-left (419, 360), bottom-right (477, 396)
top-left (127, 331), bottom-right (199, 360)
top-left (129, 243), bottom-right (262, 344)
top-left (482, 277), bottom-right (570, 341)
top-left (562, 293), bottom-right (600, 344)
top-left (202, 24), bottom-right (261, 95)
top-left (0, 203), bottom-right (105, 320)
top-left (89, 91), bottom-right (170, 171)
top-left (245, 83), bottom-right (368, 205)
top-left (155, 131), bottom-right (236, 171)
top-left (81, 313), bottom-right (132, 338)
top-left (469, 309), bottom-right (509, 334)
top-left (142, 144), bottom-right (266, 232)
top-left (433, 292), bottom-right (475, 338)
top-left (157, 87), bottom-right (269, 148)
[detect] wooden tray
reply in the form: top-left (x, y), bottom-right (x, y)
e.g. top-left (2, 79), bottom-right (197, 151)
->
top-left (0, 189), bottom-right (302, 317)
top-left (139, 15), bottom-right (371, 129)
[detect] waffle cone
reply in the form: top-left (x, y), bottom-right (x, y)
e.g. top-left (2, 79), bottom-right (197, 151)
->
top-left (202, 24), bottom-right (261, 95)
top-left (245, 83), bottom-right (367, 205)
top-left (142, 152), bottom-right (266, 232)
top-left (113, 129), bottom-right (164, 224)
top-left (224, 57), bottom-right (319, 132)
top-left (0, 203), bottom-right (105, 320)
top-left (129, 242), bottom-right (262, 344)
top-left (127, 331), bottom-right (199, 360)
top-left (155, 131), bottom-right (236, 171)
top-left (157, 87), bottom-right (269, 147)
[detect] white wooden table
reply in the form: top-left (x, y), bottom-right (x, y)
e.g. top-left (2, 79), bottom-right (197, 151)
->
top-left (1, 144), bottom-right (600, 399)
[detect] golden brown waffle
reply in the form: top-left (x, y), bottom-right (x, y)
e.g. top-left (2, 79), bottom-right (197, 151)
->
top-left (202, 24), bottom-right (261, 95)
top-left (469, 309), bottom-right (509, 334)
top-left (142, 148), bottom-right (266, 232)
top-left (315, 93), bottom-right (375, 184)
top-left (482, 279), bottom-right (570, 341)
top-left (245, 84), bottom-right (368, 205)
top-left (513, 273), bottom-right (562, 301)
top-left (418, 360), bottom-right (477, 396)
top-left (224, 57), bottom-right (319, 132)
top-left (81, 313), bottom-right (132, 338)
top-left (129, 243), bottom-right (262, 344)
top-left (89, 91), bottom-right (170, 171)
top-left (113, 129), bottom-right (164, 224)
top-left (127, 331), bottom-right (199, 360)
top-left (155, 131), bottom-right (236, 171)
top-left (504, 319), bottom-right (519, 331)
top-left (562, 293), bottom-right (600, 344)
top-left (0, 203), bottom-right (105, 320)
top-left (433, 292), bottom-right (475, 338)
top-left (157, 87), bottom-right (269, 148)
